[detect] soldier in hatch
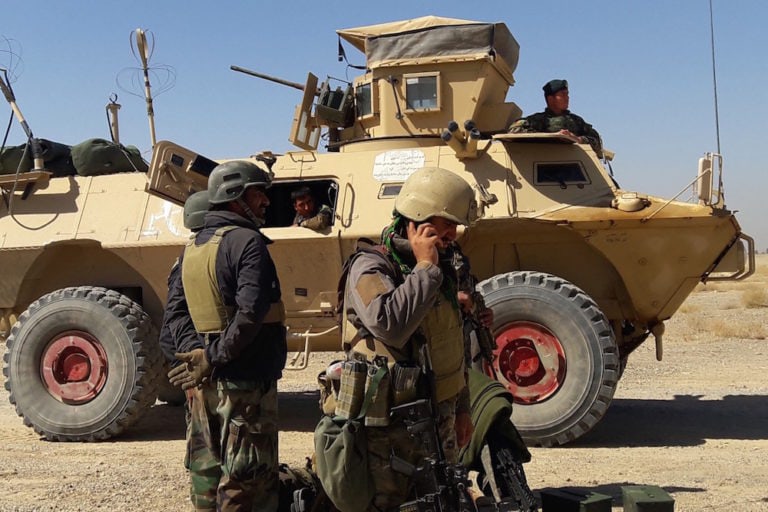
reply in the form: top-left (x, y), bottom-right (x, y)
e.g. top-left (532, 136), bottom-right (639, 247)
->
top-left (509, 79), bottom-right (602, 155)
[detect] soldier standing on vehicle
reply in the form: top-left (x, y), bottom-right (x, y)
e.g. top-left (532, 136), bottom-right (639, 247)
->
top-left (167, 160), bottom-right (287, 512)
top-left (341, 166), bottom-right (477, 510)
top-left (509, 79), bottom-right (602, 155)
top-left (291, 185), bottom-right (332, 229)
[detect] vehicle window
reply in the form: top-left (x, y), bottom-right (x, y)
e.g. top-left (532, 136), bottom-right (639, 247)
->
top-left (264, 179), bottom-right (338, 228)
top-left (534, 162), bottom-right (590, 186)
top-left (378, 183), bottom-right (402, 198)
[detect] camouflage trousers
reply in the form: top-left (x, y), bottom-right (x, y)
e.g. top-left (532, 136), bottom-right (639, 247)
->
top-left (364, 396), bottom-right (459, 512)
top-left (185, 379), bottom-right (279, 512)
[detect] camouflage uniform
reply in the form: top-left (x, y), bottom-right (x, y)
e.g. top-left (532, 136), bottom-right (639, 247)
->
top-left (509, 108), bottom-right (601, 149)
top-left (293, 204), bottom-right (332, 230)
top-left (186, 380), bottom-right (279, 512)
top-left (344, 243), bottom-right (470, 512)
top-left (178, 210), bottom-right (286, 512)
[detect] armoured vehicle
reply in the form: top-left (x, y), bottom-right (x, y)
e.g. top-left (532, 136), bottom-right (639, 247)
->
top-left (1, 16), bottom-right (754, 446)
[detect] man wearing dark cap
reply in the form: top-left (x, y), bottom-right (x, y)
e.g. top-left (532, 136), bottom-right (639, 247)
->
top-left (509, 79), bottom-right (602, 155)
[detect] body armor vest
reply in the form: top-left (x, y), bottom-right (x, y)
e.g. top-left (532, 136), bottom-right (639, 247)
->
top-left (182, 226), bottom-right (236, 333)
top-left (345, 264), bottom-right (466, 402)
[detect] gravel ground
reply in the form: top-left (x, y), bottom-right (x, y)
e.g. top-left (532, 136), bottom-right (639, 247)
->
top-left (1, 280), bottom-right (767, 511)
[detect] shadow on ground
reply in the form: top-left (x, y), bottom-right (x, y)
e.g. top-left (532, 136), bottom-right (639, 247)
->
top-left (123, 391), bottom-right (768, 446)
top-left (122, 390), bottom-right (321, 441)
top-left (572, 394), bottom-right (768, 448)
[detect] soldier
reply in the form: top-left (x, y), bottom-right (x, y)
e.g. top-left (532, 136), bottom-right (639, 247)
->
top-left (509, 78), bottom-right (602, 155)
top-left (167, 160), bottom-right (287, 512)
top-left (291, 185), bottom-right (332, 229)
top-left (159, 189), bottom-right (208, 367)
top-left (341, 166), bottom-right (478, 510)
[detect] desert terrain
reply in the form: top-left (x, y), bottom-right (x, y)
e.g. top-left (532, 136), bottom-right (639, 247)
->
top-left (1, 257), bottom-right (767, 511)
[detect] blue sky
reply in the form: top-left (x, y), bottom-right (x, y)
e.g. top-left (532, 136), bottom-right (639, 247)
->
top-left (3, 1), bottom-right (766, 250)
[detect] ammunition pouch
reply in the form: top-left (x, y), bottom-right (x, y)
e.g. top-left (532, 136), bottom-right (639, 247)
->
top-left (330, 356), bottom-right (424, 427)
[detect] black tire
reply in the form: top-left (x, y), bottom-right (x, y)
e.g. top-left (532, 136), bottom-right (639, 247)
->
top-left (479, 271), bottom-right (619, 447)
top-left (2, 286), bottom-right (163, 441)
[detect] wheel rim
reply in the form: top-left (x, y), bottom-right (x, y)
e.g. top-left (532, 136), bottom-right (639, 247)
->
top-left (493, 321), bottom-right (566, 405)
top-left (41, 330), bottom-right (108, 404)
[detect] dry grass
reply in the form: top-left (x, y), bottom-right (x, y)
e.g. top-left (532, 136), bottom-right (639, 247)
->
top-left (678, 312), bottom-right (768, 340)
top-left (741, 285), bottom-right (768, 309)
top-left (691, 255), bottom-right (768, 310)
top-left (672, 256), bottom-right (768, 341)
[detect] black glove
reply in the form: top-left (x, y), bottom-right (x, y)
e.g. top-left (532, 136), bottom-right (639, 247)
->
top-left (168, 349), bottom-right (212, 390)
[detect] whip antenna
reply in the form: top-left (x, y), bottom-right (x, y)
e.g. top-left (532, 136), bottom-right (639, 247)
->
top-left (709, 0), bottom-right (721, 155)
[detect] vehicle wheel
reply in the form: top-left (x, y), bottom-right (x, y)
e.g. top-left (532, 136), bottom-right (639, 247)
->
top-left (2, 286), bottom-right (163, 441)
top-left (479, 271), bottom-right (619, 447)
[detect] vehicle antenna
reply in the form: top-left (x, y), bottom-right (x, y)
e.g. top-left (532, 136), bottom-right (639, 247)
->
top-left (116, 29), bottom-right (175, 150)
top-left (105, 93), bottom-right (121, 144)
top-left (708, 0), bottom-right (721, 155)
top-left (133, 29), bottom-right (156, 148)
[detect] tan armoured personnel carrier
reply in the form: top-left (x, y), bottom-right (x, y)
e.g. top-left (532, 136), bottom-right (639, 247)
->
top-left (1, 16), bottom-right (754, 446)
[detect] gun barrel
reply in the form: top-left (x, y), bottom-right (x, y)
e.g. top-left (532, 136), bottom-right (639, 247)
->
top-left (230, 65), bottom-right (313, 93)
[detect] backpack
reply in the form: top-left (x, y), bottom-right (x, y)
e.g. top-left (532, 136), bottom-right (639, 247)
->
top-left (335, 238), bottom-right (402, 350)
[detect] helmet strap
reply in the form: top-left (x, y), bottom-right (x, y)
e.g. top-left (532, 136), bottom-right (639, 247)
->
top-left (235, 198), bottom-right (265, 228)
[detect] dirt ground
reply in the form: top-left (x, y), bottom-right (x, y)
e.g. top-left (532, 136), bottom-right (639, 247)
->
top-left (2, 264), bottom-right (767, 511)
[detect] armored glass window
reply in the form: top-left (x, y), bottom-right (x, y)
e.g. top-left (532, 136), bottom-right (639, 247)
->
top-left (356, 82), bottom-right (372, 117)
top-left (404, 73), bottom-right (440, 111)
top-left (534, 162), bottom-right (590, 186)
top-left (378, 183), bottom-right (402, 199)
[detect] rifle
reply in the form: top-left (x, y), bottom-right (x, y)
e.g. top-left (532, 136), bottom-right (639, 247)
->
top-left (481, 444), bottom-right (538, 512)
top-left (451, 245), bottom-right (496, 375)
top-left (389, 337), bottom-right (475, 512)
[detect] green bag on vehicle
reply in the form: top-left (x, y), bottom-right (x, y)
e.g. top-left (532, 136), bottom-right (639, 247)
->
top-left (313, 365), bottom-right (386, 512)
top-left (71, 138), bottom-right (148, 176)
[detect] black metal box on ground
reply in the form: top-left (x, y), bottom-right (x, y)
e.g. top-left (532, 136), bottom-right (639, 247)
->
top-left (540, 488), bottom-right (613, 512)
top-left (621, 485), bottom-right (675, 512)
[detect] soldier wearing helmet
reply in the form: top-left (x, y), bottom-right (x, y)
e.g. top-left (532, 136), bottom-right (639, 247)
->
top-left (159, 190), bottom-right (209, 367)
top-left (167, 160), bottom-right (287, 512)
top-left (338, 167), bottom-right (478, 511)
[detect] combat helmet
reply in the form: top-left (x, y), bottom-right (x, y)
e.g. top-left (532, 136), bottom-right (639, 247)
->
top-left (208, 160), bottom-right (272, 205)
top-left (394, 167), bottom-right (477, 226)
top-left (183, 190), bottom-right (209, 231)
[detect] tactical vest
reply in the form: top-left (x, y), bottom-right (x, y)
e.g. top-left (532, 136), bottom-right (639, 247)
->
top-left (182, 226), bottom-right (237, 333)
top-left (182, 226), bottom-right (285, 334)
top-left (343, 249), bottom-right (466, 402)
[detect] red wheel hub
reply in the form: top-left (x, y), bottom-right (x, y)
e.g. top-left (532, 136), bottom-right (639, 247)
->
top-left (492, 321), bottom-right (566, 404)
top-left (41, 330), bottom-right (108, 404)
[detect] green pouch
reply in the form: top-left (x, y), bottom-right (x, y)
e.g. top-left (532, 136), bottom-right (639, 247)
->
top-left (314, 365), bottom-right (386, 512)
top-left (313, 416), bottom-right (371, 512)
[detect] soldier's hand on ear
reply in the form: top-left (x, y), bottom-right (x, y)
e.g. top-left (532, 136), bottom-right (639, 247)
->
top-left (408, 221), bottom-right (439, 265)
top-left (168, 349), bottom-right (212, 390)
